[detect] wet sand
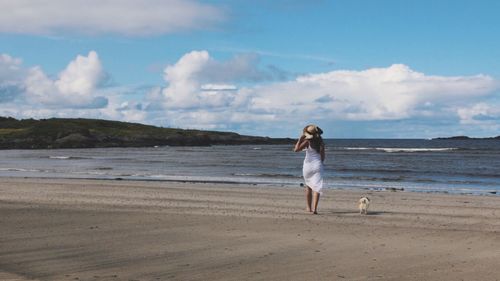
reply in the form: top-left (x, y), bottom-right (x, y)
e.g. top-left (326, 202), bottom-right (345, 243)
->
top-left (1, 178), bottom-right (499, 281)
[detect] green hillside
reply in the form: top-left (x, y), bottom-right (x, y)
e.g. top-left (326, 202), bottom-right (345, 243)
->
top-left (0, 117), bottom-right (292, 149)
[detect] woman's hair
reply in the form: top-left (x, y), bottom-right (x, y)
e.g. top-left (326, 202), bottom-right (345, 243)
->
top-left (309, 135), bottom-right (324, 153)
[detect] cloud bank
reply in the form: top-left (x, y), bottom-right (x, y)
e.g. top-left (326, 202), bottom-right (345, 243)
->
top-left (1, 50), bottom-right (499, 137)
top-left (143, 51), bottom-right (498, 136)
top-left (252, 64), bottom-right (497, 121)
top-left (0, 0), bottom-right (224, 36)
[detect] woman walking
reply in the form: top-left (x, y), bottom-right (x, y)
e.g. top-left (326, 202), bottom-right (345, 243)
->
top-left (294, 125), bottom-right (325, 214)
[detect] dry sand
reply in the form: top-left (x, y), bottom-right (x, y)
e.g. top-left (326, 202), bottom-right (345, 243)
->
top-left (0, 178), bottom-right (499, 281)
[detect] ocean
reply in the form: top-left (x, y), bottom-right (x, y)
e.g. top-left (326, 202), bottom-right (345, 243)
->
top-left (0, 139), bottom-right (499, 195)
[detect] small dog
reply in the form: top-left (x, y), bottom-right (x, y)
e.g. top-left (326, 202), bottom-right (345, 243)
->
top-left (358, 197), bottom-right (370, 215)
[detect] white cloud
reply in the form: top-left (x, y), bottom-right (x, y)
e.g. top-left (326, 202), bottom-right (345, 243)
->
top-left (0, 51), bottom-right (108, 108)
top-left (24, 51), bottom-right (108, 108)
top-left (152, 50), bottom-right (267, 109)
top-left (56, 52), bottom-right (105, 97)
top-left (0, 0), bottom-right (224, 36)
top-left (161, 50), bottom-right (211, 108)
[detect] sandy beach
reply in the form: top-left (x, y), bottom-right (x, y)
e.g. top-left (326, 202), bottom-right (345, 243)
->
top-left (0, 178), bottom-right (499, 281)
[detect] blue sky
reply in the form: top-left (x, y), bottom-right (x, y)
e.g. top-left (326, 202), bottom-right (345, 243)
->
top-left (1, 0), bottom-right (499, 138)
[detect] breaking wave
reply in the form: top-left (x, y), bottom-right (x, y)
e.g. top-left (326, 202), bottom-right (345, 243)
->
top-left (340, 147), bottom-right (458, 153)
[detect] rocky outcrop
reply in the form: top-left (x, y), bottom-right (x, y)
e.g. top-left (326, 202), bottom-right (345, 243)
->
top-left (433, 135), bottom-right (500, 140)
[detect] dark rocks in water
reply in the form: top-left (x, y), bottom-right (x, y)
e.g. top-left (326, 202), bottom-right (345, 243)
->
top-left (0, 116), bottom-right (293, 149)
top-left (433, 136), bottom-right (470, 140)
top-left (385, 187), bottom-right (404, 192)
top-left (433, 135), bottom-right (500, 140)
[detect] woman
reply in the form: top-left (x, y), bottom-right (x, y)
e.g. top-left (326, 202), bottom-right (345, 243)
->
top-left (294, 124), bottom-right (325, 214)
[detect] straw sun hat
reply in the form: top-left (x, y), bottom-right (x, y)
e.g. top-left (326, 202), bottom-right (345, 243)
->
top-left (303, 124), bottom-right (323, 140)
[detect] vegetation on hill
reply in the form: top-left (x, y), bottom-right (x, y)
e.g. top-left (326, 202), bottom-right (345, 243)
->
top-left (0, 117), bottom-right (293, 149)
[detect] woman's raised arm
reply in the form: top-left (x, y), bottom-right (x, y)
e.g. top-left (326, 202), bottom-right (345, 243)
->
top-left (294, 135), bottom-right (309, 152)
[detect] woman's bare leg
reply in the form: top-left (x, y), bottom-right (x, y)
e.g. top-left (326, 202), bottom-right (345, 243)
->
top-left (313, 192), bottom-right (320, 214)
top-left (305, 186), bottom-right (312, 212)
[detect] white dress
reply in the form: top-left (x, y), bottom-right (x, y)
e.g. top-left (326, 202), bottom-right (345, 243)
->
top-left (303, 145), bottom-right (324, 194)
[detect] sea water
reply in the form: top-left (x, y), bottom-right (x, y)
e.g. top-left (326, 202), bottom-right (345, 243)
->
top-left (0, 139), bottom-right (498, 195)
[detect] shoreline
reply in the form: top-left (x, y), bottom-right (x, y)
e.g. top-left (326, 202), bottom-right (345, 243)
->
top-left (1, 177), bottom-right (500, 280)
top-left (1, 175), bottom-right (498, 197)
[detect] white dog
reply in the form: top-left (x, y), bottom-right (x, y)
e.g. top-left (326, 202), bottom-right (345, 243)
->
top-left (358, 197), bottom-right (370, 215)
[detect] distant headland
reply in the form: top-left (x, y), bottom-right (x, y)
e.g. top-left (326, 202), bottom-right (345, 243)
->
top-left (432, 135), bottom-right (500, 140)
top-left (0, 117), bottom-right (293, 149)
